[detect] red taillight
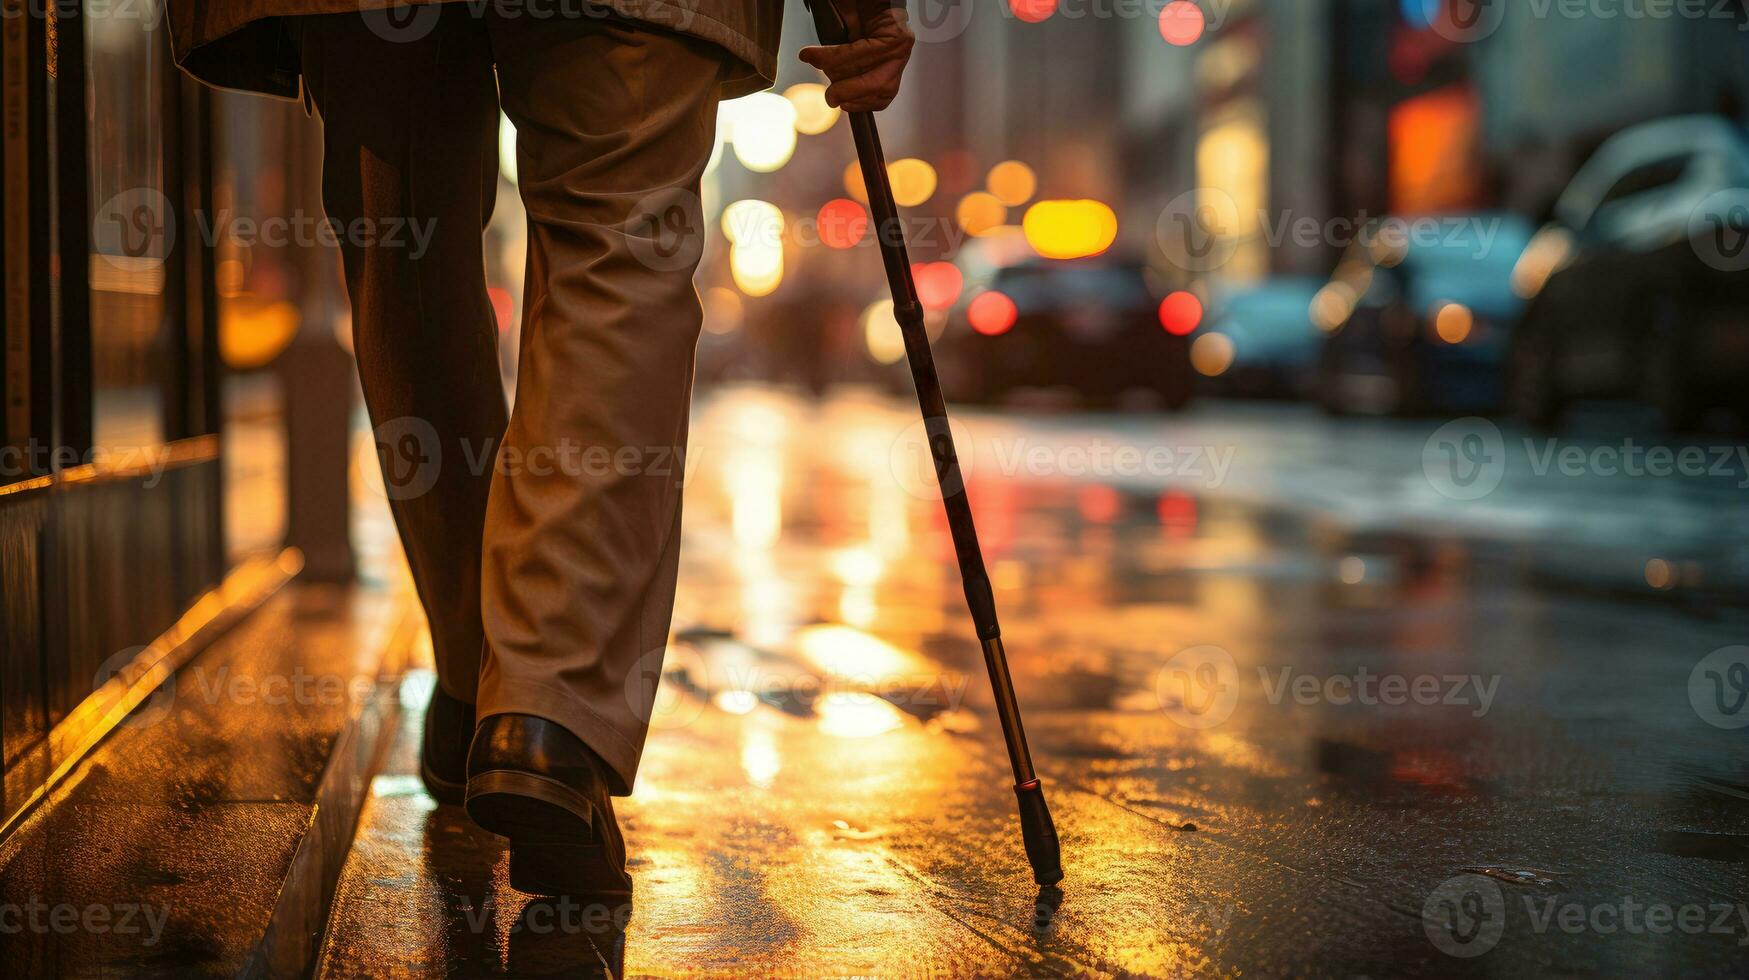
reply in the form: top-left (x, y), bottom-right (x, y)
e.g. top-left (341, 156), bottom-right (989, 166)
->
top-left (1158, 291), bottom-right (1202, 336)
top-left (968, 291), bottom-right (1018, 336)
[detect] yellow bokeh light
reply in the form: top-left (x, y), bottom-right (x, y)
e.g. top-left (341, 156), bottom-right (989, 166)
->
top-left (1021, 199), bottom-right (1117, 260)
top-left (955, 192), bottom-right (1007, 237)
top-left (723, 92), bottom-right (797, 173)
top-left (861, 299), bottom-right (906, 364)
top-left (784, 82), bottom-right (840, 135)
top-left (731, 242), bottom-right (783, 297)
top-left (986, 160), bottom-right (1036, 207)
top-left (1190, 333), bottom-right (1235, 377)
top-left (887, 158), bottom-right (937, 208)
top-left (721, 199), bottom-right (784, 247)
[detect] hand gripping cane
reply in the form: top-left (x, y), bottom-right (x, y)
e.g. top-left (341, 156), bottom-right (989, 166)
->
top-left (804, 0), bottom-right (1064, 888)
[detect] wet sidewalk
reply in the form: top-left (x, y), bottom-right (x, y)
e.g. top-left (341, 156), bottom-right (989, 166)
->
top-left (312, 391), bottom-right (1749, 977)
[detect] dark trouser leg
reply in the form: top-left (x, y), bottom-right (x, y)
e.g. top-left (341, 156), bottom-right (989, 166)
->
top-left (478, 13), bottom-right (723, 794)
top-left (298, 9), bottom-right (507, 703)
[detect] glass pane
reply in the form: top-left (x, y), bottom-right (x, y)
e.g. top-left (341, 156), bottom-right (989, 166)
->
top-left (211, 89), bottom-right (302, 561)
top-left (86, 2), bottom-right (170, 452)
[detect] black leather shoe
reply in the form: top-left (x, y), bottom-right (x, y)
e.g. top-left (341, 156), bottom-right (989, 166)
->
top-left (465, 713), bottom-right (631, 896)
top-left (420, 682), bottom-right (475, 806)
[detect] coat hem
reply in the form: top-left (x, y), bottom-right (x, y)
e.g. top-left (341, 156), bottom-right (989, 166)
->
top-left (168, 0), bottom-right (777, 102)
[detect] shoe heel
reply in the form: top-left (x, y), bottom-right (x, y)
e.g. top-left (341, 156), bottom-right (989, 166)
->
top-left (466, 769), bottom-right (632, 896)
top-left (466, 769), bottom-right (598, 842)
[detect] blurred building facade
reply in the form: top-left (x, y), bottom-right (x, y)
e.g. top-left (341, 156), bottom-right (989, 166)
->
top-left (1475, 0), bottom-right (1749, 214)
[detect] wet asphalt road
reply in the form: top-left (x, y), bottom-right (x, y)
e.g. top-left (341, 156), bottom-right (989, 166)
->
top-left (321, 387), bottom-right (1749, 977)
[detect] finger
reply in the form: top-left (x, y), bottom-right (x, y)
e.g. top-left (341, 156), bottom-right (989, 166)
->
top-left (825, 69), bottom-right (902, 110)
top-left (823, 68), bottom-right (897, 107)
top-left (799, 37), bottom-right (905, 80)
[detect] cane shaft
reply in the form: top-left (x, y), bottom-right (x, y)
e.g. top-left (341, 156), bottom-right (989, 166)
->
top-left (808, 0), bottom-right (1060, 885)
top-left (850, 111), bottom-right (1036, 786)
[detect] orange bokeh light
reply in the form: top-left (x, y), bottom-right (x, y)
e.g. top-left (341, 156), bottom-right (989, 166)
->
top-left (1009, 0), bottom-right (1057, 22)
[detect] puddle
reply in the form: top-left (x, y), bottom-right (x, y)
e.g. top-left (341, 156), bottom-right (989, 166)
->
top-left (1459, 866), bottom-right (1561, 887)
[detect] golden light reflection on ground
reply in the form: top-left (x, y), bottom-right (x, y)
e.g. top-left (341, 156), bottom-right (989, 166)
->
top-left (314, 389), bottom-right (1749, 976)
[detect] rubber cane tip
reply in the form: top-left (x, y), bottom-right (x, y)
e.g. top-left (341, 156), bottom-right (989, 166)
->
top-left (1015, 781), bottom-right (1064, 886)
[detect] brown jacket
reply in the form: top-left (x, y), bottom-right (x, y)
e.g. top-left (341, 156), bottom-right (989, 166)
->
top-left (167, 0), bottom-right (783, 100)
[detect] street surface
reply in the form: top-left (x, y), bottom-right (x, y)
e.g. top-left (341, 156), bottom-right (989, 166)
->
top-left (320, 387), bottom-right (1749, 977)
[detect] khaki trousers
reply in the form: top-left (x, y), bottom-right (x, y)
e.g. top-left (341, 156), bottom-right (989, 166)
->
top-left (299, 7), bottom-right (721, 794)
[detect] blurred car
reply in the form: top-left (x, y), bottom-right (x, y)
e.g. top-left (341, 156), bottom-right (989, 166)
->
top-left (1506, 115), bottom-right (1749, 431)
top-left (934, 255), bottom-right (1193, 410)
top-left (1315, 213), bottom-right (1533, 416)
top-left (1197, 278), bottom-right (1325, 398)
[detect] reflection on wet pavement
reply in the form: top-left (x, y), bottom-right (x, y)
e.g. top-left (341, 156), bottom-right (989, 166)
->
top-left (320, 389), bottom-right (1749, 976)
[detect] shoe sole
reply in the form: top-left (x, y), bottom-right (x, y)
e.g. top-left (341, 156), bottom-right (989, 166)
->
top-left (465, 769), bottom-right (631, 897)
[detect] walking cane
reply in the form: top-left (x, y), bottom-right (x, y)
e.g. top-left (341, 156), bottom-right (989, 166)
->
top-left (804, 0), bottom-right (1064, 888)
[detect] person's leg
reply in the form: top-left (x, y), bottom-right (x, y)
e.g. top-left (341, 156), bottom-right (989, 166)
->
top-left (296, 10), bottom-right (508, 709)
top-left (477, 13), bottom-right (723, 795)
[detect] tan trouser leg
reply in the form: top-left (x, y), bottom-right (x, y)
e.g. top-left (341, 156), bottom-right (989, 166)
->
top-left (479, 13), bottom-right (723, 794)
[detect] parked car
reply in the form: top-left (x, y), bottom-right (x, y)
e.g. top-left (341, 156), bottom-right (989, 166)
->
top-left (935, 255), bottom-right (1193, 410)
top-left (1315, 214), bottom-right (1533, 416)
top-left (1507, 115), bottom-right (1749, 431)
top-left (1198, 278), bottom-right (1325, 398)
